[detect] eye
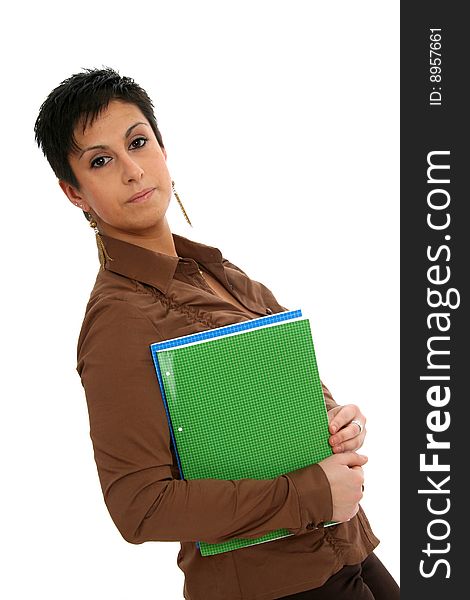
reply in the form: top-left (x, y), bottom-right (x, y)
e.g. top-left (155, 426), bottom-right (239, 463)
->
top-left (130, 136), bottom-right (148, 149)
top-left (90, 156), bottom-right (112, 169)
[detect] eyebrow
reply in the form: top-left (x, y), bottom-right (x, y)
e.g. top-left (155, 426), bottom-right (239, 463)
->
top-left (78, 122), bottom-right (149, 159)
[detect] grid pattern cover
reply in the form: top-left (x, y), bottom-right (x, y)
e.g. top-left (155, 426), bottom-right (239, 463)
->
top-left (150, 310), bottom-right (332, 556)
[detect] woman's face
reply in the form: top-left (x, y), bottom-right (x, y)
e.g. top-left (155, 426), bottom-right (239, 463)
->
top-left (60, 99), bottom-right (172, 239)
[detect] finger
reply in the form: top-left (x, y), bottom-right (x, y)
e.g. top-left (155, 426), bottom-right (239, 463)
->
top-left (331, 431), bottom-right (366, 453)
top-left (350, 465), bottom-right (364, 474)
top-left (337, 451), bottom-right (368, 467)
top-left (351, 468), bottom-right (365, 498)
top-left (329, 422), bottom-right (366, 450)
top-left (329, 404), bottom-right (363, 434)
top-left (327, 406), bottom-right (342, 429)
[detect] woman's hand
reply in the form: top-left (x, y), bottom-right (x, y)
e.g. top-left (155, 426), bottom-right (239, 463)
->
top-left (317, 452), bottom-right (367, 522)
top-left (327, 404), bottom-right (367, 453)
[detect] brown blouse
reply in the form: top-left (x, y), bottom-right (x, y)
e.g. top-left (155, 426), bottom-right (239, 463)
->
top-left (76, 232), bottom-right (379, 600)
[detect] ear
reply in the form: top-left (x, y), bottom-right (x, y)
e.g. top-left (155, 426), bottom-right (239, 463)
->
top-left (58, 180), bottom-right (91, 212)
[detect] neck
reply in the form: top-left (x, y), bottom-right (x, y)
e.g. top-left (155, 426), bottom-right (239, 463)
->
top-left (100, 216), bottom-right (178, 257)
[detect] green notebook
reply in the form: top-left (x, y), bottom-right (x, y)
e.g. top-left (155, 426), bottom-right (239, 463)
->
top-left (150, 309), bottom-right (333, 556)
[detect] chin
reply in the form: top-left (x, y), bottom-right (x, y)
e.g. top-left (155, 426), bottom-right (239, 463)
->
top-left (127, 215), bottom-right (167, 232)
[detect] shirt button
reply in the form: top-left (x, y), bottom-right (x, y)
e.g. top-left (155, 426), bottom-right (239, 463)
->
top-left (266, 308), bottom-right (273, 314)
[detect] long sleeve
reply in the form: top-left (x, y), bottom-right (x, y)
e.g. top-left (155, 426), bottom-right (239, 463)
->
top-left (321, 382), bottom-right (339, 411)
top-left (77, 298), bottom-right (333, 545)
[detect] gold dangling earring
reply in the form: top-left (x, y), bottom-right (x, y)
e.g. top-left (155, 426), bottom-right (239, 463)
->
top-left (172, 180), bottom-right (193, 227)
top-left (85, 212), bottom-right (114, 270)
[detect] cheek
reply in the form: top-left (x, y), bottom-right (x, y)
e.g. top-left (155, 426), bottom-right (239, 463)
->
top-left (149, 153), bottom-right (171, 180)
top-left (84, 184), bottom-right (117, 220)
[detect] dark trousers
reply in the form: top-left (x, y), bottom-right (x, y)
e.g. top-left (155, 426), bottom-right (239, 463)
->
top-left (278, 553), bottom-right (399, 600)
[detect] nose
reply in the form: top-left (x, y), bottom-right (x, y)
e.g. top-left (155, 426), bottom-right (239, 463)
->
top-left (121, 153), bottom-right (144, 183)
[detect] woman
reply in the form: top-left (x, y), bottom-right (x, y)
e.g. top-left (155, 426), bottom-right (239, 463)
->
top-left (34, 68), bottom-right (399, 599)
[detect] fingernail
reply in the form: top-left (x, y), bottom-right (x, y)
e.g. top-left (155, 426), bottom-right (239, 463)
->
top-left (331, 425), bottom-right (337, 434)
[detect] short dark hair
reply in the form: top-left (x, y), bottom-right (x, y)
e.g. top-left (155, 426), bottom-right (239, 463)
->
top-left (34, 67), bottom-right (165, 189)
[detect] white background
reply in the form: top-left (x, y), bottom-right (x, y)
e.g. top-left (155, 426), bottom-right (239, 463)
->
top-left (1, 1), bottom-right (399, 598)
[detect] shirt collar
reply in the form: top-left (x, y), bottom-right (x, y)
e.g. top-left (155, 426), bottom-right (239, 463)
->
top-left (99, 233), bottom-right (224, 294)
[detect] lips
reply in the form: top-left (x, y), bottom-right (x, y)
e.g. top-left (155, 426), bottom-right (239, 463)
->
top-left (127, 188), bottom-right (155, 203)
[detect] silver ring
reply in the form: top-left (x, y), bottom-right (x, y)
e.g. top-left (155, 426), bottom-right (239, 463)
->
top-left (351, 419), bottom-right (363, 434)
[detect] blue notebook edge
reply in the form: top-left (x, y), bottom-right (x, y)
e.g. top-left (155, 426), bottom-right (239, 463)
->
top-left (149, 308), bottom-right (303, 552)
top-left (151, 309), bottom-right (303, 352)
